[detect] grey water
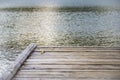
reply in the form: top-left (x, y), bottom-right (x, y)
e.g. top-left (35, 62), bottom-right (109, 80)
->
top-left (0, 8), bottom-right (120, 77)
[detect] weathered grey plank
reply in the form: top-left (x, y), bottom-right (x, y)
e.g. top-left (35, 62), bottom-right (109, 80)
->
top-left (13, 78), bottom-right (120, 80)
top-left (14, 71), bottom-right (120, 78)
top-left (29, 55), bottom-right (120, 59)
top-left (36, 46), bottom-right (120, 50)
top-left (35, 47), bottom-right (120, 52)
top-left (24, 62), bottom-right (120, 65)
top-left (16, 70), bottom-right (120, 74)
top-left (1, 43), bottom-right (37, 80)
top-left (32, 51), bottom-right (120, 56)
top-left (21, 64), bottom-right (120, 70)
top-left (19, 69), bottom-right (120, 72)
top-left (25, 59), bottom-right (120, 65)
top-left (26, 59), bottom-right (120, 62)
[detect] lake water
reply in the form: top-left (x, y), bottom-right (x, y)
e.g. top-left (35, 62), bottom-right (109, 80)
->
top-left (0, 8), bottom-right (120, 77)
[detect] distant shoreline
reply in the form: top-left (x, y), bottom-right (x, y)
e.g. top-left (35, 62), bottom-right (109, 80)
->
top-left (0, 6), bottom-right (119, 12)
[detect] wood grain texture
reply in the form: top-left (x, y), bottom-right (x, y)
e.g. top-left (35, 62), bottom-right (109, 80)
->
top-left (14, 71), bottom-right (120, 78)
top-left (32, 51), bottom-right (120, 56)
top-left (11, 46), bottom-right (120, 80)
top-left (13, 78), bottom-right (120, 80)
top-left (35, 47), bottom-right (120, 52)
top-left (21, 64), bottom-right (120, 70)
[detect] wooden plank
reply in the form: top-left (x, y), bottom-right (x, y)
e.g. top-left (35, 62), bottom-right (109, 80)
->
top-left (37, 46), bottom-right (120, 48)
top-left (21, 64), bottom-right (120, 70)
top-left (35, 49), bottom-right (120, 52)
top-left (14, 71), bottom-right (120, 79)
top-left (1, 43), bottom-right (37, 80)
top-left (19, 69), bottom-right (120, 72)
top-left (13, 78), bottom-right (120, 80)
top-left (25, 59), bottom-right (120, 65)
top-left (17, 70), bottom-right (120, 74)
top-left (32, 51), bottom-right (120, 56)
top-left (30, 51), bottom-right (120, 59)
top-left (26, 59), bottom-right (120, 62)
top-left (36, 47), bottom-right (120, 50)
top-left (35, 47), bottom-right (120, 52)
top-left (29, 55), bottom-right (120, 59)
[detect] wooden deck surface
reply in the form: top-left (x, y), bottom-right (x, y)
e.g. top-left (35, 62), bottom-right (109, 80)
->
top-left (2, 44), bottom-right (120, 80)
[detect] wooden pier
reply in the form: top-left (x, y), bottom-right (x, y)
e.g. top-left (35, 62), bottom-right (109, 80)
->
top-left (2, 43), bottom-right (120, 80)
